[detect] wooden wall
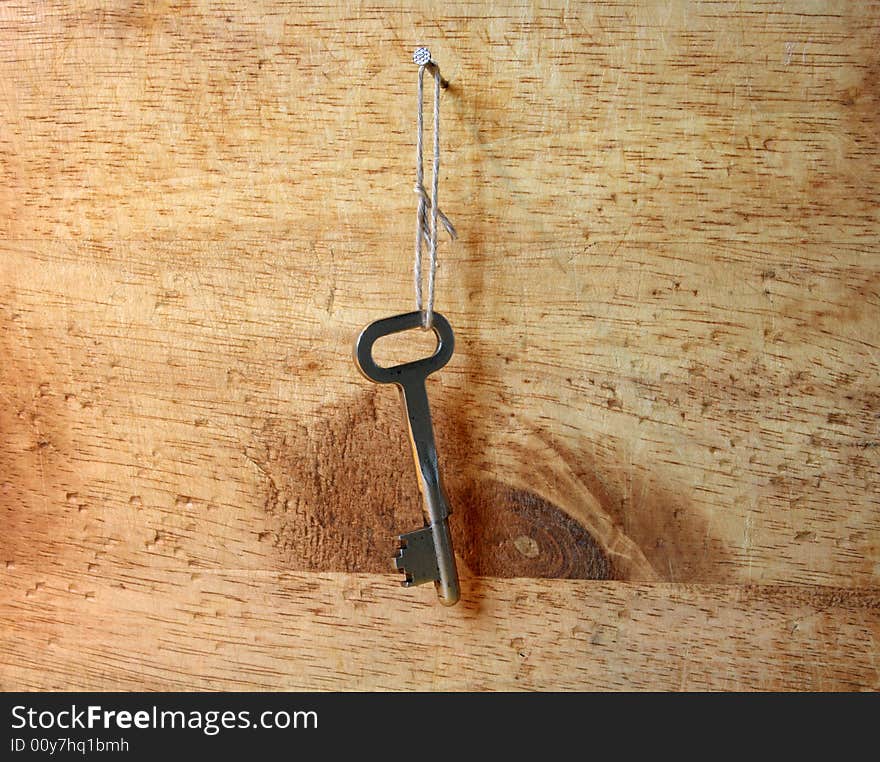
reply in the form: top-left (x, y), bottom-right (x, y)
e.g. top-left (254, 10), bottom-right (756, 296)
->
top-left (0, 0), bottom-right (877, 690)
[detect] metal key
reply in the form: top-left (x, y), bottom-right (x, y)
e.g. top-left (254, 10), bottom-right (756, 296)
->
top-left (354, 311), bottom-right (461, 606)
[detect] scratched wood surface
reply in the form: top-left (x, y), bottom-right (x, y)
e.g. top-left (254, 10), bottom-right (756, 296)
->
top-left (0, 1), bottom-right (878, 691)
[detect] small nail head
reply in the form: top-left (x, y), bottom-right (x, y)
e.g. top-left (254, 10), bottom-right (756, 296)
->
top-left (413, 47), bottom-right (432, 66)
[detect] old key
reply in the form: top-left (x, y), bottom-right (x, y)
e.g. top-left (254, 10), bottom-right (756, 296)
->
top-left (354, 311), bottom-right (461, 606)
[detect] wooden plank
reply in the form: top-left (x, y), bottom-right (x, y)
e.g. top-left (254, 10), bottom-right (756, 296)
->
top-left (1, 239), bottom-right (876, 586)
top-left (1, 570), bottom-right (877, 691)
top-left (0, 1), bottom-right (878, 690)
top-left (0, 2), bottom-right (877, 245)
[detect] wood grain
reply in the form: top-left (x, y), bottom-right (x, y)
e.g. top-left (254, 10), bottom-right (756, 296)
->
top-left (0, 1), bottom-right (878, 690)
top-left (1, 570), bottom-right (878, 691)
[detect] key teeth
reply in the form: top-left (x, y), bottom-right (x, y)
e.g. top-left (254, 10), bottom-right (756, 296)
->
top-left (394, 550), bottom-right (416, 587)
top-left (393, 538), bottom-right (407, 567)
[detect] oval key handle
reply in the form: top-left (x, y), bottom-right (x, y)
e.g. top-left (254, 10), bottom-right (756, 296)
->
top-left (354, 311), bottom-right (455, 385)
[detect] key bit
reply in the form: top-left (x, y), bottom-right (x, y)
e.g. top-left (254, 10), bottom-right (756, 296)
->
top-left (395, 526), bottom-right (439, 587)
top-left (354, 311), bottom-right (461, 606)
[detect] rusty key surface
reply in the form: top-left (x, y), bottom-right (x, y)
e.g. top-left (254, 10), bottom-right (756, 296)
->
top-left (354, 311), bottom-right (460, 606)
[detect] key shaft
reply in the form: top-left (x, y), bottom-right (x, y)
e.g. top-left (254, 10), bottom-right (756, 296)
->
top-left (396, 376), bottom-right (458, 604)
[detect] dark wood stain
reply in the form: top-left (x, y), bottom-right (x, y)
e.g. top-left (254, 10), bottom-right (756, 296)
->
top-left (250, 385), bottom-right (724, 581)
top-left (453, 480), bottom-right (613, 579)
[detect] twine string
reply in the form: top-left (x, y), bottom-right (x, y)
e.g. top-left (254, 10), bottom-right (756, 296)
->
top-left (414, 55), bottom-right (456, 329)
